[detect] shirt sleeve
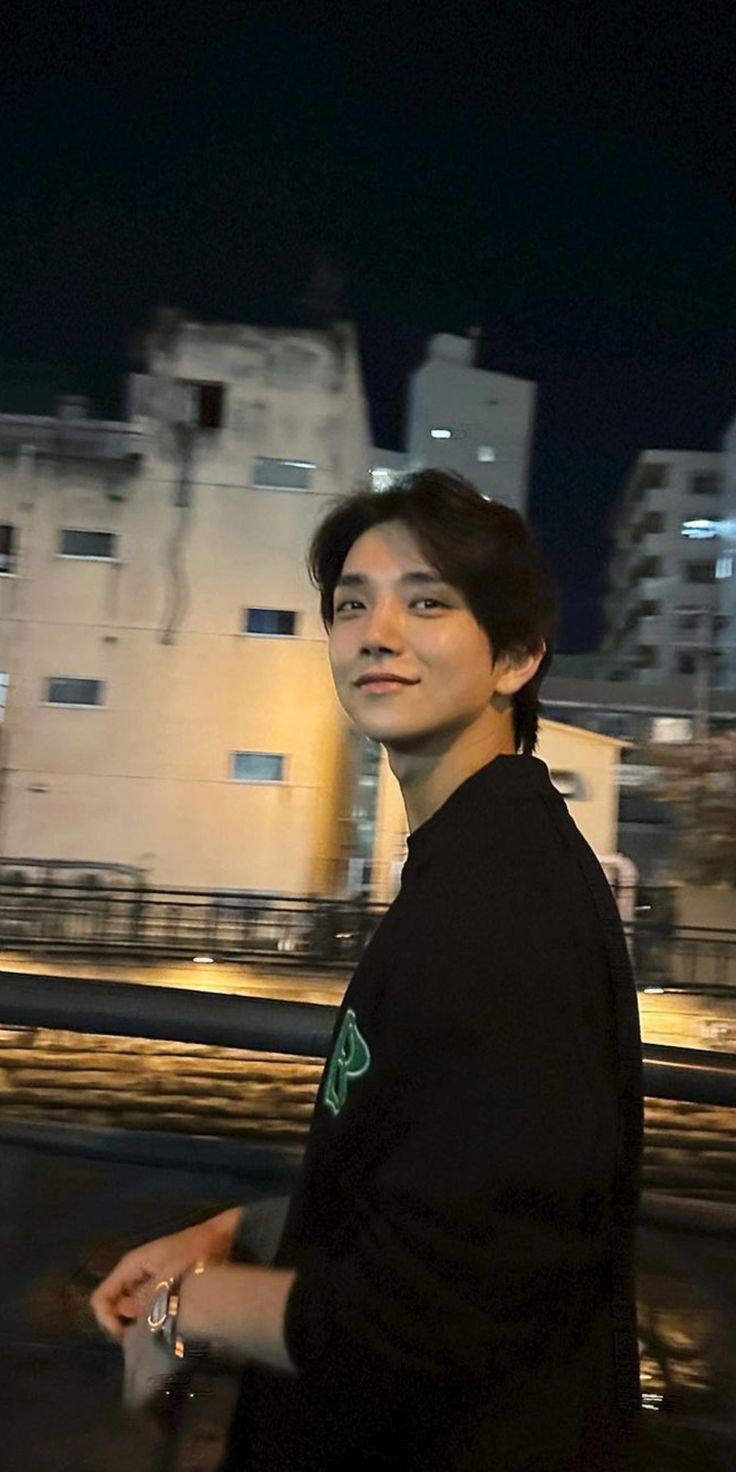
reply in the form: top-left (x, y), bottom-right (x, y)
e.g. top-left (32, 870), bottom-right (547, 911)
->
top-left (283, 881), bottom-right (620, 1389)
top-left (230, 1196), bottom-right (291, 1266)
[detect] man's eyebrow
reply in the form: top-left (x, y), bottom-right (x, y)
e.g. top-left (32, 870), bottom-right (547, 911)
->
top-left (334, 570), bottom-right (448, 590)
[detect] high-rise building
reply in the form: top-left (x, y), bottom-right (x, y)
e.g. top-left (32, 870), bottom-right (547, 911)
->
top-left (0, 317), bottom-right (371, 893)
top-left (718, 410), bottom-right (736, 687)
top-left (370, 331), bottom-right (536, 513)
top-left (600, 450), bottom-right (729, 686)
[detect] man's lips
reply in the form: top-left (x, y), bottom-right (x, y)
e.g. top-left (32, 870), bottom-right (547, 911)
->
top-left (355, 675), bottom-right (418, 687)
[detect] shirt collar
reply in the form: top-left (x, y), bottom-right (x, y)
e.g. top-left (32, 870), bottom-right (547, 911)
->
top-left (404, 755), bottom-right (555, 866)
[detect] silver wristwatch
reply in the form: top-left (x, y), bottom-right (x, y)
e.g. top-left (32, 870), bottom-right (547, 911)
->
top-left (147, 1261), bottom-right (206, 1362)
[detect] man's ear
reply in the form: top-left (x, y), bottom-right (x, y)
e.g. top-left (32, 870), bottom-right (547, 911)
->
top-left (494, 643), bottom-right (546, 698)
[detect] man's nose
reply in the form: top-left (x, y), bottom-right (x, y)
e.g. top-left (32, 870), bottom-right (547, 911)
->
top-left (359, 601), bottom-right (405, 651)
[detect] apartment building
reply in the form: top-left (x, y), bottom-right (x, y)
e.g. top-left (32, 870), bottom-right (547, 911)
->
top-left (719, 409), bottom-right (736, 687)
top-left (0, 317), bottom-right (371, 893)
top-left (370, 331), bottom-right (536, 513)
top-left (600, 450), bottom-right (731, 685)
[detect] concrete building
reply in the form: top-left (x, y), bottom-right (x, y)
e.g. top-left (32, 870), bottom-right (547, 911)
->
top-left (600, 449), bottom-right (731, 687)
top-left (0, 317), bottom-right (371, 894)
top-left (542, 673), bottom-right (736, 744)
top-left (370, 331), bottom-right (536, 513)
top-left (541, 673), bottom-right (736, 883)
top-left (718, 410), bottom-right (736, 687)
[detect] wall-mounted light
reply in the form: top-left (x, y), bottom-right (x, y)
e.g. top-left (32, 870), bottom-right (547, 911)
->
top-left (681, 519), bottom-right (717, 539)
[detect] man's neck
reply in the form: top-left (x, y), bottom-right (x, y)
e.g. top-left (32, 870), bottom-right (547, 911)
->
top-left (387, 711), bottom-right (517, 834)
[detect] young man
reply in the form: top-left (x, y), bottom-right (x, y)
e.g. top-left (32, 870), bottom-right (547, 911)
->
top-left (92, 471), bottom-right (643, 1470)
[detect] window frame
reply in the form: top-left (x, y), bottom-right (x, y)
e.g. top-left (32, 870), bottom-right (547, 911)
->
top-left (58, 529), bottom-right (118, 562)
top-left (44, 677), bottom-right (106, 709)
top-left (690, 471), bottom-right (720, 496)
top-left (242, 608), bottom-right (298, 637)
top-left (0, 523), bottom-right (18, 575)
top-left (250, 457), bottom-right (315, 492)
top-left (230, 751), bottom-right (287, 784)
top-left (683, 561), bottom-right (717, 584)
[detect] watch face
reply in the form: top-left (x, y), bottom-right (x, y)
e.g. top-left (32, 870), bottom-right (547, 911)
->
top-left (147, 1283), bottom-right (171, 1332)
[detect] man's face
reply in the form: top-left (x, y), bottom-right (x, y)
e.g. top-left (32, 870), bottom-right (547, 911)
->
top-left (328, 520), bottom-right (504, 749)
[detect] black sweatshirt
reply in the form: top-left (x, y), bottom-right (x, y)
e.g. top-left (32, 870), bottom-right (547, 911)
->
top-left (222, 755), bottom-right (643, 1471)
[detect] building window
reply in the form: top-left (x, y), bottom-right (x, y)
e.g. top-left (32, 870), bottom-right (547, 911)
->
top-left (677, 612), bottom-right (700, 631)
top-left (429, 428), bottom-right (452, 439)
top-left (59, 529), bottom-right (117, 560)
top-left (231, 752), bottom-right (285, 783)
top-left (251, 457), bottom-right (314, 491)
top-left (0, 525), bottom-right (17, 574)
top-left (0, 672), bottom-right (7, 720)
top-left (650, 716), bottom-right (693, 743)
top-left (46, 677), bottom-right (105, 707)
top-left (182, 381), bottom-right (226, 429)
top-left (635, 646), bottom-right (658, 668)
top-left (634, 463), bottom-right (667, 496)
top-left (690, 471), bottom-right (719, 496)
top-left (716, 556), bottom-right (733, 580)
top-left (641, 511), bottom-right (664, 534)
top-left (677, 652), bottom-right (696, 675)
top-left (638, 600), bottom-right (660, 617)
top-left (551, 770), bottom-right (587, 800)
top-left (244, 608), bottom-right (297, 636)
top-left (684, 561), bottom-right (716, 583)
top-left (477, 446), bottom-right (496, 462)
top-left (637, 557), bottom-right (662, 579)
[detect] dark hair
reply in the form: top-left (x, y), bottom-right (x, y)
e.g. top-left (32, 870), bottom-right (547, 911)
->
top-left (307, 469), bottom-right (561, 756)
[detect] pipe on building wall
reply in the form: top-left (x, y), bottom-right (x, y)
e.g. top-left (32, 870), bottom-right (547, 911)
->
top-left (0, 444), bottom-right (38, 857)
top-left (158, 422), bottom-right (194, 646)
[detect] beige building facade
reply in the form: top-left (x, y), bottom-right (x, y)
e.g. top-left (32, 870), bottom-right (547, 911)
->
top-left (0, 319), bottom-right (370, 893)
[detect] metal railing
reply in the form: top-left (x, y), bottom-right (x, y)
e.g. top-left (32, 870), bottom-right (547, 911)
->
top-left (0, 880), bottom-right (386, 965)
top-left (0, 968), bottom-right (734, 1108)
top-left (1, 878), bottom-right (736, 987)
top-left (629, 923), bottom-right (736, 990)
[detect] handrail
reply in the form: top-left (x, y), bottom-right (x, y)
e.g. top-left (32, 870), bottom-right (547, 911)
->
top-left (0, 970), bottom-right (336, 1057)
top-left (0, 969), bottom-right (735, 1106)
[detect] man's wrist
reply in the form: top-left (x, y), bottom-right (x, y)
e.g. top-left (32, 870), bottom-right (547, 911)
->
top-left (147, 1262), bottom-right (209, 1364)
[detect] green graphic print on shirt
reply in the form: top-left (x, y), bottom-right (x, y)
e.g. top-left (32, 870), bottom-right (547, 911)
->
top-left (323, 1007), bottom-right (371, 1117)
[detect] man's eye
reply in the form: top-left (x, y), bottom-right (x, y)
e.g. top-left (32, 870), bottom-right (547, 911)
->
top-left (412, 598), bottom-right (446, 610)
top-left (335, 600), bottom-right (363, 614)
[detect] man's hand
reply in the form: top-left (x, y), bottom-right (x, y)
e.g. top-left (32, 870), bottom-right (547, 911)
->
top-left (90, 1208), bottom-right (242, 1343)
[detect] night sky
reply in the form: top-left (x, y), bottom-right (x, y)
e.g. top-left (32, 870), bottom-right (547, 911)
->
top-left (2, 1), bottom-right (736, 649)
